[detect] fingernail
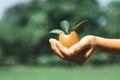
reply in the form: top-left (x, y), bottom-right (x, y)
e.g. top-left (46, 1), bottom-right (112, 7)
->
top-left (49, 39), bottom-right (53, 43)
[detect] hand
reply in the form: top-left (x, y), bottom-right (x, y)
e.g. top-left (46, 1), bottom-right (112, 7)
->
top-left (49, 35), bottom-right (100, 65)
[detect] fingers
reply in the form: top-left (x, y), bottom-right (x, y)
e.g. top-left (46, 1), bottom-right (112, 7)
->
top-left (55, 41), bottom-right (71, 57)
top-left (49, 38), bottom-right (72, 58)
top-left (49, 39), bottom-right (65, 58)
top-left (55, 41), bottom-right (85, 64)
top-left (49, 38), bottom-right (91, 65)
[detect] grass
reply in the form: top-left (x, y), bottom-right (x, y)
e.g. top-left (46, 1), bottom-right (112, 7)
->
top-left (0, 65), bottom-right (120, 80)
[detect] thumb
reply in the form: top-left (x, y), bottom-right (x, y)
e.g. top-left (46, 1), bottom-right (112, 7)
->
top-left (69, 41), bottom-right (90, 55)
top-left (85, 47), bottom-right (94, 58)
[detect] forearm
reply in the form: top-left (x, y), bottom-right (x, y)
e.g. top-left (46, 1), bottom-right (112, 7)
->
top-left (96, 37), bottom-right (120, 55)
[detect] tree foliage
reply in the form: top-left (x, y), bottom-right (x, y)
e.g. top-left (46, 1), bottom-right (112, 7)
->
top-left (0, 0), bottom-right (119, 65)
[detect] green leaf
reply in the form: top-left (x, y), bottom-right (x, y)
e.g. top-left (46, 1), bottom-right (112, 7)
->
top-left (60, 20), bottom-right (69, 34)
top-left (71, 20), bottom-right (88, 30)
top-left (50, 29), bottom-right (65, 34)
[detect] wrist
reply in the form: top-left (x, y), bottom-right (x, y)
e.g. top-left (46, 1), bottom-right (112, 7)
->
top-left (95, 36), bottom-right (110, 53)
top-left (88, 35), bottom-right (97, 47)
top-left (90, 36), bottom-right (103, 53)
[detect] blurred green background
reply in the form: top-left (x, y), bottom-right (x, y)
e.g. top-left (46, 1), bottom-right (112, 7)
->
top-left (0, 0), bottom-right (120, 80)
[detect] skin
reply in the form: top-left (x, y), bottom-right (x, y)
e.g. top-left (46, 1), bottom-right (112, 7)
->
top-left (49, 35), bottom-right (120, 65)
